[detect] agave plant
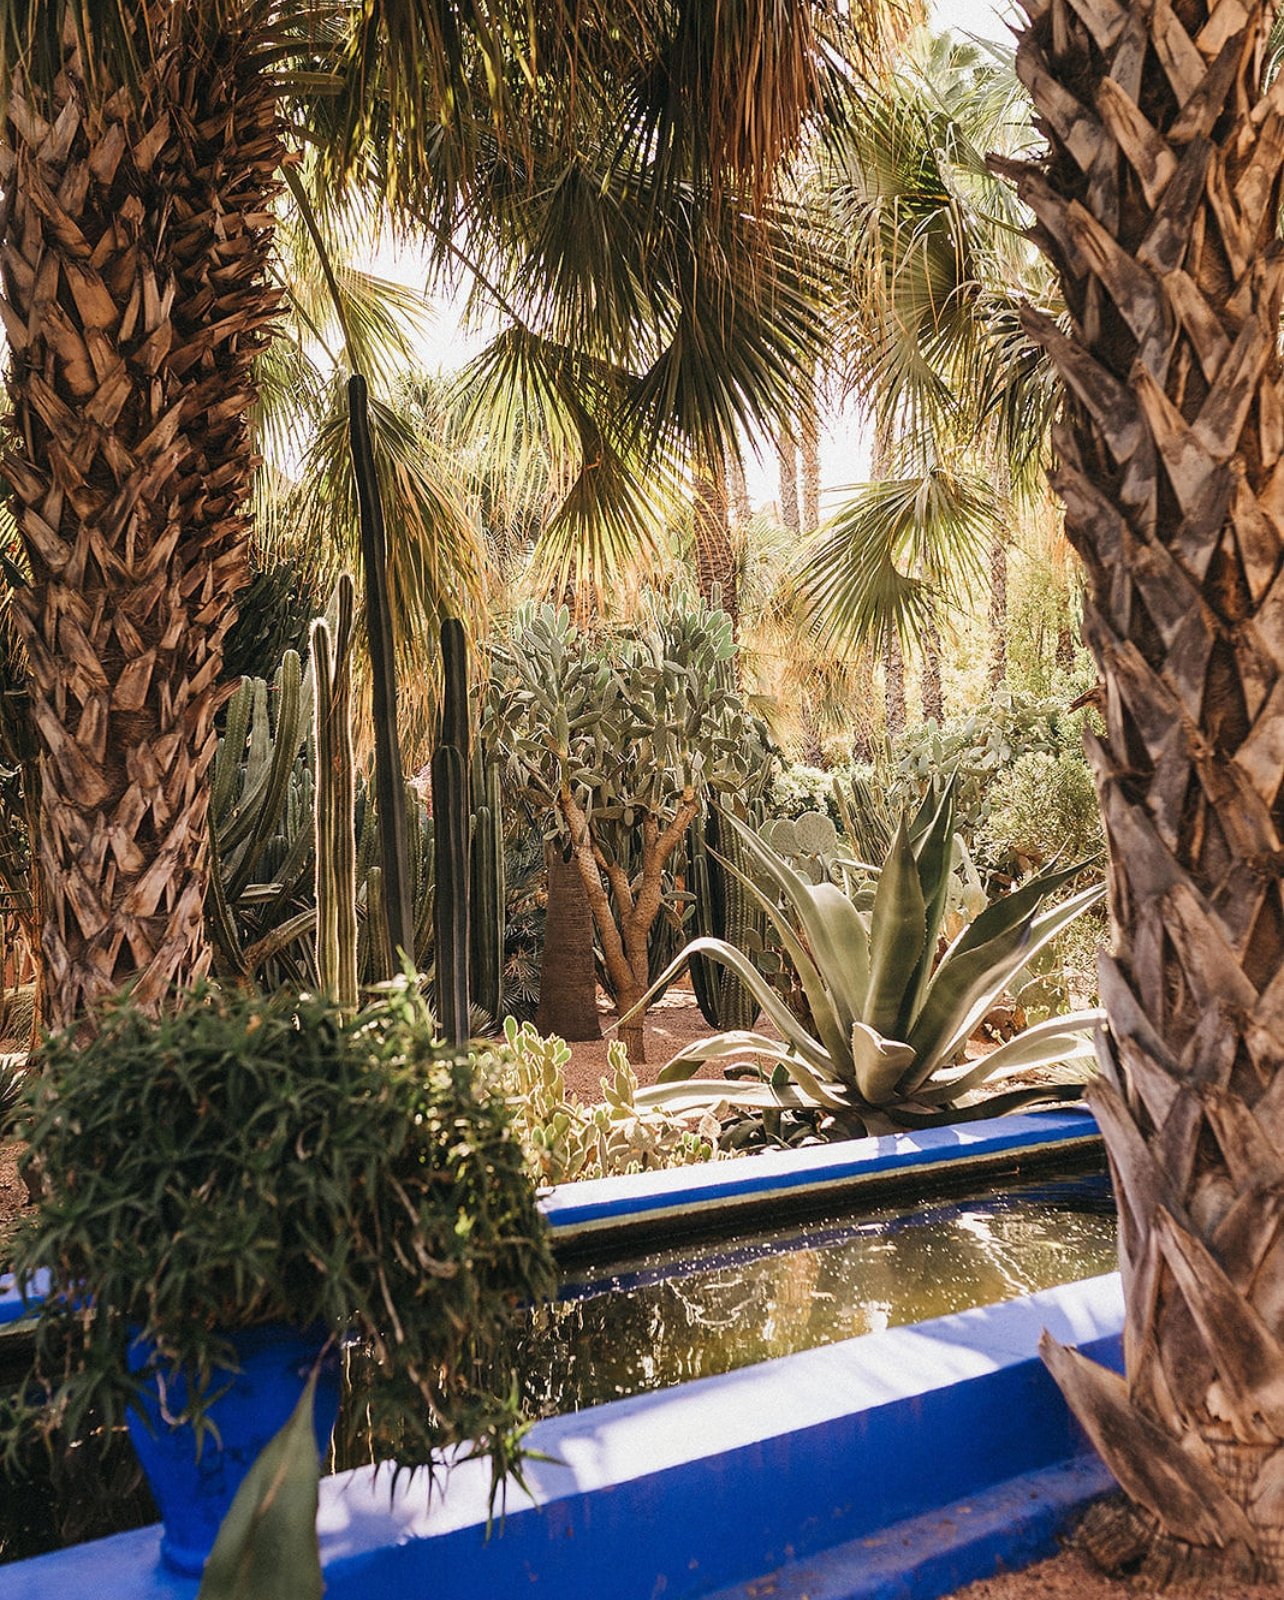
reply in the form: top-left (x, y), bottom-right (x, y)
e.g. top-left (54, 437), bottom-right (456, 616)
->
top-left (628, 793), bottom-right (1105, 1135)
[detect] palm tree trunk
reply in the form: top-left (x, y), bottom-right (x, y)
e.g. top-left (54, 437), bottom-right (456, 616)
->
top-left (1, 19), bottom-right (280, 1030)
top-left (777, 424), bottom-right (800, 536)
top-left (987, 537), bottom-right (1008, 687)
top-left (921, 617), bottom-right (943, 723)
top-left (884, 630), bottom-right (906, 740)
top-left (693, 454), bottom-right (738, 630)
top-left (1003, 0), bottom-right (1284, 1579)
top-left (535, 846), bottom-right (602, 1042)
top-left (800, 375), bottom-right (821, 535)
top-left (727, 444), bottom-right (752, 528)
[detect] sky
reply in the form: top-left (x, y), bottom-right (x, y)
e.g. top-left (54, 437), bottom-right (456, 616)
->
top-left (364, 0), bottom-right (1013, 514)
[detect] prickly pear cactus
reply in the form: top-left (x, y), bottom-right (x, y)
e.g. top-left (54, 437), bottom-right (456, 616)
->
top-left (486, 1017), bottom-right (719, 1186)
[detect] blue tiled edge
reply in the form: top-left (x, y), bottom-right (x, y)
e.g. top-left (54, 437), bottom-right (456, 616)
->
top-left (0, 1273), bottom-right (1125, 1600)
top-left (540, 1105), bottom-right (1101, 1243)
top-left (0, 1267), bottom-right (46, 1327)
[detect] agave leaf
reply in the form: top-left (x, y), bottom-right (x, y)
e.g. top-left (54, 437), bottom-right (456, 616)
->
top-left (627, 936), bottom-right (835, 1080)
top-left (915, 1010), bottom-right (1105, 1105)
top-left (713, 813), bottom-right (855, 1065)
top-left (657, 1030), bottom-right (802, 1077)
top-left (904, 881), bottom-right (1105, 1091)
top-left (945, 859), bottom-right (1090, 965)
top-left (709, 845), bottom-right (850, 1066)
top-left (633, 1079), bottom-right (818, 1113)
top-left (799, 882), bottom-right (871, 1034)
top-left (901, 919), bottom-right (1035, 1093)
top-left (196, 1369), bottom-right (322, 1600)
top-left (902, 784), bottom-right (956, 1033)
top-left (850, 1021), bottom-right (917, 1106)
top-left (888, 1083), bottom-right (1085, 1128)
top-left (864, 818), bottom-right (927, 1038)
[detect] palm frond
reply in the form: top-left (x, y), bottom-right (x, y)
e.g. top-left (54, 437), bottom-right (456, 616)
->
top-left (793, 463), bottom-right (1000, 650)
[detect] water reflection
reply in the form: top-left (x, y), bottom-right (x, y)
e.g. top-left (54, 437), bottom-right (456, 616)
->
top-left (517, 1173), bottom-right (1117, 1415)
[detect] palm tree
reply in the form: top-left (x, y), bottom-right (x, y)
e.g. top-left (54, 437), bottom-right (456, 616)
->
top-left (795, 33), bottom-right (1055, 667)
top-left (0, 0), bottom-right (867, 1030)
top-left (1002, 0), bottom-right (1284, 1581)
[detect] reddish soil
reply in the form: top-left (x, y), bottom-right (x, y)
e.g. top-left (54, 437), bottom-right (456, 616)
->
top-left (562, 985), bottom-right (772, 1102)
top-left (947, 1549), bottom-right (1281, 1598)
top-left (0, 1138), bottom-right (30, 1268)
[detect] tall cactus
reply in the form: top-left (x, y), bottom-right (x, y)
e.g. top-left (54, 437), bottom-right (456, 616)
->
top-left (688, 802), bottom-right (765, 1032)
top-left (347, 373), bottom-right (414, 965)
top-left (433, 618), bottom-right (472, 1048)
top-left (311, 576), bottom-right (358, 1013)
top-left (469, 745), bottom-right (505, 1023)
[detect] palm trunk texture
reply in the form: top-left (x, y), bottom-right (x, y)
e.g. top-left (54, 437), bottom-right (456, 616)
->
top-left (1003, 0), bottom-right (1284, 1580)
top-left (1, 20), bottom-right (280, 1030)
top-left (694, 456), bottom-right (739, 631)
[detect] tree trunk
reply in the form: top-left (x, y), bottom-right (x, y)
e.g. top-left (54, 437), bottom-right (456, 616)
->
top-left (0, 20), bottom-right (280, 1030)
top-left (777, 424), bottom-right (800, 536)
top-left (987, 536), bottom-right (1008, 688)
top-left (535, 845), bottom-right (601, 1041)
top-left (727, 444), bottom-right (752, 527)
top-left (693, 454), bottom-right (738, 631)
top-left (921, 617), bottom-right (943, 723)
top-left (1003, 0), bottom-right (1284, 1579)
top-left (884, 630), bottom-right (906, 741)
top-left (800, 374), bottom-right (821, 535)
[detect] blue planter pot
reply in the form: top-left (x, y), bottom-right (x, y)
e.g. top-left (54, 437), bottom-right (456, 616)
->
top-left (126, 1323), bottom-right (342, 1576)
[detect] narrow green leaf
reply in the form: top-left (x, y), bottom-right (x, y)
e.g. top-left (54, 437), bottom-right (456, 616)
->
top-left (196, 1370), bottom-right (323, 1600)
top-left (864, 819), bottom-right (927, 1038)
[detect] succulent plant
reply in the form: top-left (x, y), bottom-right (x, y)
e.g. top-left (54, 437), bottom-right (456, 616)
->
top-left (628, 792), bottom-right (1105, 1136)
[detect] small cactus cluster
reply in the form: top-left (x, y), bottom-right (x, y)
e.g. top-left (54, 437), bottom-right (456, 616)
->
top-left (431, 618), bottom-right (508, 1045)
top-left (486, 1017), bottom-right (719, 1186)
top-left (207, 616), bottom-right (435, 994)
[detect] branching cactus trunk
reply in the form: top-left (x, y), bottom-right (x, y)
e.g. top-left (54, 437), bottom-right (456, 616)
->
top-left (1001, 0), bottom-right (1284, 1580)
top-left (311, 578), bottom-right (357, 1014)
top-left (0, 17), bottom-right (281, 1028)
top-left (560, 789), bottom-right (699, 1064)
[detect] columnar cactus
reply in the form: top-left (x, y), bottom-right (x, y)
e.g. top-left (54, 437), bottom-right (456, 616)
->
top-left (310, 577), bottom-right (358, 1013)
top-left (433, 618), bottom-right (472, 1048)
top-left (469, 747), bottom-right (506, 1024)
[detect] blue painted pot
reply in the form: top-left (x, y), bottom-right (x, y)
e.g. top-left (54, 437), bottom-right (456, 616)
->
top-left (126, 1322), bottom-right (342, 1576)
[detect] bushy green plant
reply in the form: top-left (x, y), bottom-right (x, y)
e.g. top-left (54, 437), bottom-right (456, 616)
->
top-left (628, 795), bottom-right (1105, 1136)
top-left (889, 687), bottom-right (1085, 852)
top-left (981, 749), bottom-right (1104, 874)
top-left (767, 762), bottom-right (851, 822)
top-left (484, 1017), bottom-right (718, 1184)
top-left (2, 981), bottom-right (555, 1478)
top-left (494, 592), bottom-right (772, 1060)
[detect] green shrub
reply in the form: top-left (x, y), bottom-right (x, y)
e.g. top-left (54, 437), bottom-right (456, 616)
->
top-left (3, 981), bottom-right (555, 1477)
top-left (483, 1018), bottom-right (718, 1184)
top-left (981, 749), bottom-right (1103, 874)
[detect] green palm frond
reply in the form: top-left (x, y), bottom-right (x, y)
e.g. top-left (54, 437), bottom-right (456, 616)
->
top-left (794, 463), bottom-right (1000, 649)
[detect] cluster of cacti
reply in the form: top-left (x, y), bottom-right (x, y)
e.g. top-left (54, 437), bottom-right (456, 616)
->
top-left (469, 744), bottom-right (505, 1023)
top-left (762, 810), bottom-right (846, 885)
top-left (347, 374), bottom-right (415, 963)
top-left (311, 576), bottom-right (358, 1011)
top-left (206, 618), bottom-right (436, 993)
top-left (688, 803), bottom-right (768, 1032)
top-left (486, 1017), bottom-right (718, 1187)
top-left (432, 619), bottom-right (472, 1049)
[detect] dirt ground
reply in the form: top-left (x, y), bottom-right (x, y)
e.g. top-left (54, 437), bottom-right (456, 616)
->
top-left (946, 1548), bottom-right (1282, 1598)
top-left (561, 983), bottom-right (733, 1100)
top-left (0, 1138), bottom-right (30, 1269)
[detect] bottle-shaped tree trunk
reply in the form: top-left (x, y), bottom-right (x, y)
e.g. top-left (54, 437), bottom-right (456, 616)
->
top-left (1002, 0), bottom-right (1284, 1579)
top-left (535, 845), bottom-right (602, 1042)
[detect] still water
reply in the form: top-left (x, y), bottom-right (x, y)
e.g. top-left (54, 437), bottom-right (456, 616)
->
top-left (0, 1168), bottom-right (1116, 1564)
top-left (517, 1170), bottom-right (1118, 1415)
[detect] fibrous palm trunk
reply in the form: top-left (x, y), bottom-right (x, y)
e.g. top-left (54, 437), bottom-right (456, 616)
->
top-left (1, 15), bottom-right (280, 1031)
top-left (884, 628), bottom-right (906, 740)
top-left (693, 454), bottom-right (739, 631)
top-left (800, 374), bottom-right (821, 535)
top-left (777, 423), bottom-right (801, 536)
top-left (921, 616), bottom-right (944, 723)
top-left (1002, 0), bottom-right (1284, 1579)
